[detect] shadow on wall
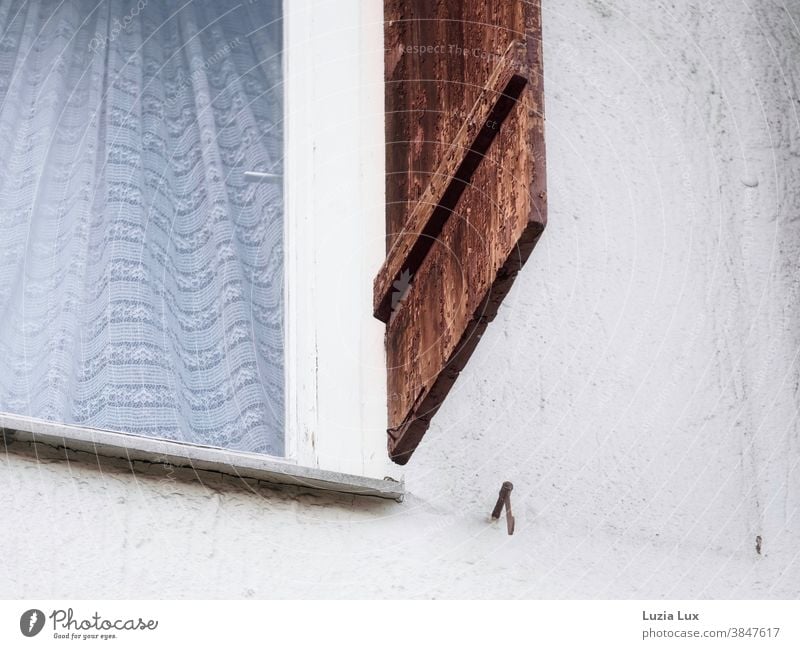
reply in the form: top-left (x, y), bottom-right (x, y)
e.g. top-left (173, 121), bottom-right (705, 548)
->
top-left (0, 432), bottom-right (396, 516)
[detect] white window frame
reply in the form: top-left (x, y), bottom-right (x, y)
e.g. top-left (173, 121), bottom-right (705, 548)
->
top-left (0, 0), bottom-right (402, 500)
top-left (282, 0), bottom-right (394, 481)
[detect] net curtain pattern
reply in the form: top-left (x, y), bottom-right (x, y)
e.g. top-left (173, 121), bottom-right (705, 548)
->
top-left (0, 0), bottom-right (285, 455)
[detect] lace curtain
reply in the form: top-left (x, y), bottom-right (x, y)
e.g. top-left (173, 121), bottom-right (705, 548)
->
top-left (0, 0), bottom-right (285, 455)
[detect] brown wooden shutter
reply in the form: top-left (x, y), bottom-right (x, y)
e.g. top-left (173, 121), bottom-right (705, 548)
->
top-left (377, 0), bottom-right (547, 464)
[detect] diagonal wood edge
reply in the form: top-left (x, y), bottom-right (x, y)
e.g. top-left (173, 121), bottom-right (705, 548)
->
top-left (373, 40), bottom-right (530, 323)
top-left (387, 223), bottom-right (546, 464)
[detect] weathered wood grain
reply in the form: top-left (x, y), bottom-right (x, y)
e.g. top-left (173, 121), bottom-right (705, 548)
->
top-left (373, 40), bottom-right (529, 323)
top-left (382, 0), bottom-right (547, 464)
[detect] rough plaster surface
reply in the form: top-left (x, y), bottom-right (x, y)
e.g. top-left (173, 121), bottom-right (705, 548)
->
top-left (2, 0), bottom-right (800, 598)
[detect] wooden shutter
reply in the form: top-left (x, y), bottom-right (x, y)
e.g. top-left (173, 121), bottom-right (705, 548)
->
top-left (376, 0), bottom-right (546, 464)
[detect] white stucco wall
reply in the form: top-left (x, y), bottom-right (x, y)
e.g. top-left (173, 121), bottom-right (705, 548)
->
top-left (2, 0), bottom-right (799, 598)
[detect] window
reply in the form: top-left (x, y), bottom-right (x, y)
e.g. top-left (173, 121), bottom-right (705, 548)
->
top-left (0, 0), bottom-right (546, 495)
top-left (0, 0), bottom-right (287, 449)
top-left (0, 0), bottom-right (395, 493)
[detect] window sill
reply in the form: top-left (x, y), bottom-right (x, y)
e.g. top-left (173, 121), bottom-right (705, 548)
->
top-left (0, 413), bottom-right (404, 501)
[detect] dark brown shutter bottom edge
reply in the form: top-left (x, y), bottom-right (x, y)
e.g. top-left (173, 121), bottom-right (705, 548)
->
top-left (388, 220), bottom-right (546, 465)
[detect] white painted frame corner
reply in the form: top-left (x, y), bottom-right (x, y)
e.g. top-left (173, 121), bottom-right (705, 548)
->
top-left (283, 0), bottom-right (394, 480)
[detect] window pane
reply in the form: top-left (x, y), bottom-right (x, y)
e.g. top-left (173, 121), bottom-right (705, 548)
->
top-left (0, 0), bottom-right (285, 455)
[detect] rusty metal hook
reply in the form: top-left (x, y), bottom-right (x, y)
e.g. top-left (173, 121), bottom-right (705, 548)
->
top-left (491, 481), bottom-right (515, 535)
